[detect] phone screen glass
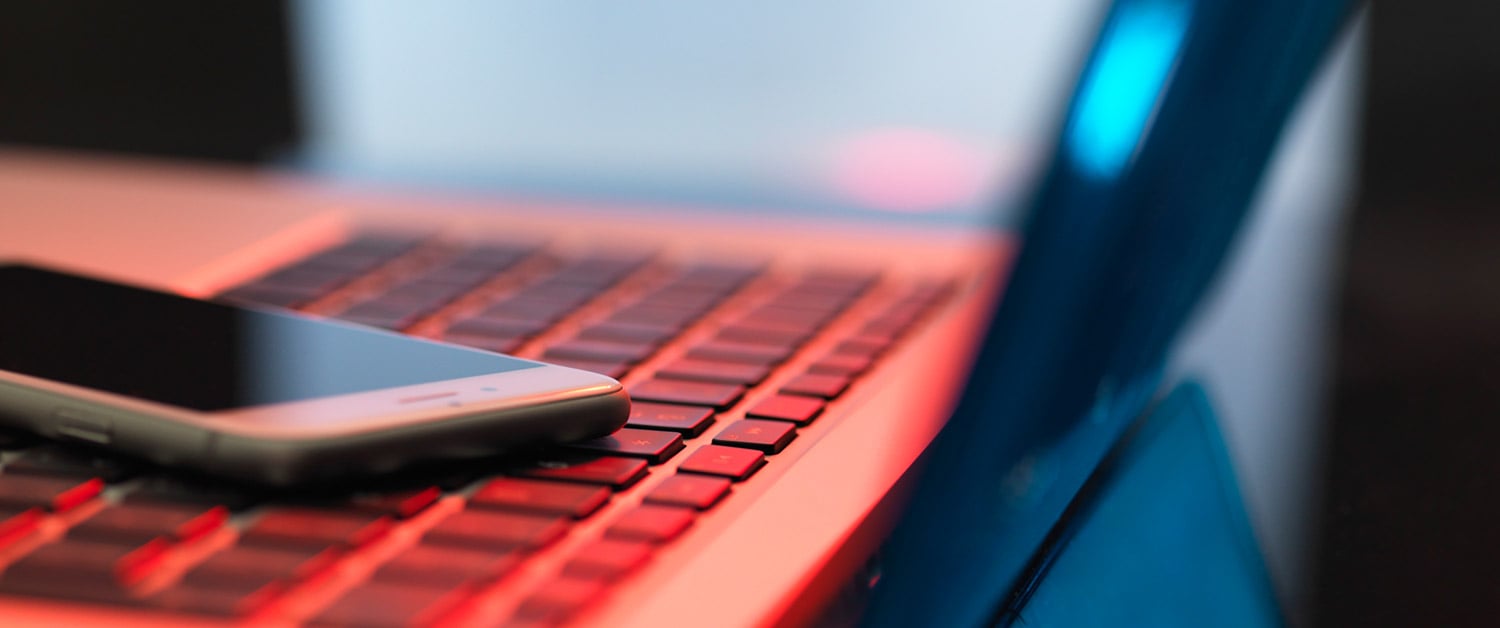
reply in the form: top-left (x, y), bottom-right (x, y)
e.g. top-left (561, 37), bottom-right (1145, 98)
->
top-left (0, 266), bottom-right (538, 412)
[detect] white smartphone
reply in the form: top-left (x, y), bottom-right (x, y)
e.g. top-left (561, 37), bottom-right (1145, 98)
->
top-left (0, 264), bottom-right (629, 486)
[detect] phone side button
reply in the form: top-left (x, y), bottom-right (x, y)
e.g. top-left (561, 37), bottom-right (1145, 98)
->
top-left (52, 409), bottom-right (113, 446)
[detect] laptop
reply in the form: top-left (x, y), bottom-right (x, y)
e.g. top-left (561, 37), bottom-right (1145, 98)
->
top-left (0, 0), bottom-right (1351, 625)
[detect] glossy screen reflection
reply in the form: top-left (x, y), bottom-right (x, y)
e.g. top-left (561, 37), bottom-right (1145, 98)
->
top-left (0, 266), bottom-right (536, 412)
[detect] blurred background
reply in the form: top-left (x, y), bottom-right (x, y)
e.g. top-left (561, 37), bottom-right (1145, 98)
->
top-left (0, 1), bottom-right (1494, 625)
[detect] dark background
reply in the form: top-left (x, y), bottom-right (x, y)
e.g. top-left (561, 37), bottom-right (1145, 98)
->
top-left (1, 2), bottom-right (1496, 625)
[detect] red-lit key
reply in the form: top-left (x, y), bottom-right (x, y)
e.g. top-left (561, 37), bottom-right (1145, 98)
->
top-left (563, 428), bottom-right (685, 465)
top-left (0, 507), bottom-right (44, 548)
top-left (241, 509), bottom-right (392, 550)
top-left (471, 478), bottom-right (611, 519)
top-left (677, 446), bottom-right (766, 482)
top-left (644, 475), bottom-right (731, 511)
top-left (562, 539), bottom-right (655, 580)
top-left (713, 420), bottom-right (797, 454)
top-left (518, 456), bottom-right (649, 490)
top-left (0, 475), bottom-right (104, 513)
top-left (513, 576), bottom-right (610, 623)
top-left (630, 379), bottom-right (746, 410)
top-left (780, 373), bottom-right (852, 399)
top-left (655, 358), bottom-right (771, 386)
top-left (605, 505), bottom-right (696, 544)
top-left (424, 510), bottom-right (570, 552)
top-left (746, 394), bottom-right (825, 426)
top-left (69, 503), bottom-right (228, 544)
top-left (374, 544), bottom-right (522, 588)
top-left (626, 402), bottom-right (716, 437)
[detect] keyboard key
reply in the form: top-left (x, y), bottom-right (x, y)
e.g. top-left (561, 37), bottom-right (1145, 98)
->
top-left (313, 581), bottom-right (458, 628)
top-left (715, 325), bottom-right (811, 346)
top-left (745, 394), bottom-right (826, 426)
top-left (686, 340), bottom-right (793, 365)
top-left (626, 402), bottom-right (715, 437)
top-left (644, 475), bottom-right (731, 511)
top-left (630, 379), bottom-right (745, 410)
top-left (562, 428), bottom-right (685, 465)
top-left (577, 321), bottom-right (678, 344)
top-left (0, 474), bottom-right (104, 513)
top-left (513, 576), bottom-right (610, 623)
top-left (150, 582), bottom-right (282, 617)
top-left (471, 478), bottom-right (611, 518)
top-left (241, 509), bottom-right (392, 550)
top-left (780, 373), bottom-right (852, 399)
top-left (806, 352), bottom-right (874, 376)
top-left (605, 505), bottom-right (695, 544)
top-left (69, 503), bottom-right (228, 544)
top-left (517, 456), bottom-right (649, 490)
top-left (444, 316), bottom-right (546, 339)
top-left (181, 545), bottom-right (338, 590)
top-left (655, 358), bottom-right (771, 386)
top-left (373, 544), bottom-right (522, 588)
top-left (346, 486), bottom-right (443, 519)
top-left (0, 507), bottom-right (44, 548)
top-left (1, 538), bottom-right (168, 590)
top-left (678, 445), bottom-right (766, 482)
top-left (424, 510), bottom-right (570, 552)
top-left (544, 338), bottom-right (658, 364)
top-left (713, 420), bottom-right (797, 454)
top-left (562, 539), bottom-right (654, 580)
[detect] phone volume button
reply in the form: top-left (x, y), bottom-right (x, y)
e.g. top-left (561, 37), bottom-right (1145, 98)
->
top-left (52, 408), bottom-right (113, 445)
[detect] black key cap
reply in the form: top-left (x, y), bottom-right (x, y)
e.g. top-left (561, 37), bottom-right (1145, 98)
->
top-left (577, 322), bottom-right (677, 344)
top-left (69, 503), bottom-right (228, 544)
top-left (181, 545), bottom-right (338, 590)
top-left (513, 577), bottom-right (610, 623)
top-left (745, 394), bottom-right (826, 426)
top-left (715, 325), bottom-right (811, 346)
top-left (630, 379), bottom-right (745, 410)
top-left (544, 338), bottom-right (658, 364)
top-left (644, 475), bottom-right (731, 511)
top-left (713, 420), bottom-right (797, 454)
top-left (605, 505), bottom-right (695, 543)
top-left (562, 428), bottom-right (684, 465)
top-left (0, 507), bottom-right (45, 548)
top-left (780, 373), bottom-right (852, 399)
top-left (241, 509), bottom-right (393, 550)
top-left (346, 487), bottom-right (443, 519)
top-left (516, 456), bottom-right (649, 490)
top-left (313, 581), bottom-right (458, 628)
top-left (1, 538), bottom-right (168, 590)
top-left (424, 510), bottom-right (569, 552)
top-left (471, 478), bottom-right (610, 518)
top-left (373, 544), bottom-right (522, 588)
top-left (678, 445), bottom-right (765, 482)
top-left (562, 539), bottom-right (654, 580)
top-left (150, 582), bottom-right (283, 617)
top-left (626, 402), bottom-right (715, 437)
top-left (686, 340), bottom-right (793, 365)
top-left (655, 358), bottom-right (770, 386)
top-left (806, 352), bottom-right (874, 376)
top-left (0, 474), bottom-right (104, 512)
top-left (445, 316), bottom-right (546, 338)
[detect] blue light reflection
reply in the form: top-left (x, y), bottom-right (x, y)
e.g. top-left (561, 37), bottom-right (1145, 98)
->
top-left (1065, 0), bottom-right (1191, 179)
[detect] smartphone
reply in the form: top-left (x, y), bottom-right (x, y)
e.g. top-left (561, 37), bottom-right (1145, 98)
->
top-left (0, 264), bottom-right (629, 486)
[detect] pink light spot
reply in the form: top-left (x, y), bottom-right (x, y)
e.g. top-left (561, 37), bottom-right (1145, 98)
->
top-left (828, 128), bottom-right (995, 212)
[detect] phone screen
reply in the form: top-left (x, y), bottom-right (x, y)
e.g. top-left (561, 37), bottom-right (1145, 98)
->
top-left (0, 265), bottom-right (538, 412)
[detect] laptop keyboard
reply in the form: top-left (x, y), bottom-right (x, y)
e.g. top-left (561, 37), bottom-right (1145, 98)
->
top-left (0, 234), bottom-right (957, 626)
